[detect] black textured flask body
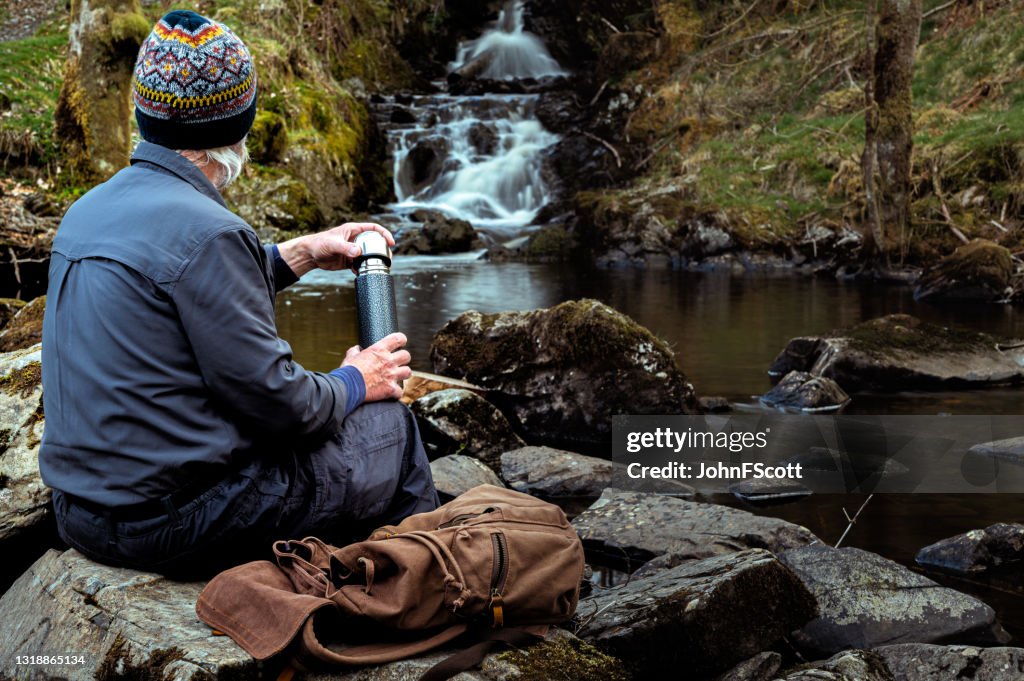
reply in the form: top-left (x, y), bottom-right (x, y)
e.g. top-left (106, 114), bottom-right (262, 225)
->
top-left (353, 232), bottom-right (399, 348)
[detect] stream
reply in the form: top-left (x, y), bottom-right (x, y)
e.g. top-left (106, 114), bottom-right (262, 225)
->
top-left (278, 0), bottom-right (1024, 638)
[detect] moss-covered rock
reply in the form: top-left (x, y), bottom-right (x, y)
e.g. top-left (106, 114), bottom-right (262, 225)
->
top-left (914, 238), bottom-right (1014, 303)
top-left (430, 299), bottom-right (699, 451)
top-left (769, 314), bottom-right (1024, 392)
top-left (0, 344), bottom-right (47, 545)
top-left (247, 111), bottom-right (289, 164)
top-left (0, 297), bottom-right (27, 331)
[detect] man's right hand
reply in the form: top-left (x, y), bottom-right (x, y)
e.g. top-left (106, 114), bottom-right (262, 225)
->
top-left (342, 332), bottom-right (412, 402)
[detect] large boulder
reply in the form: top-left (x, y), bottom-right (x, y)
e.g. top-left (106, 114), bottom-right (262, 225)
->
top-left (0, 343), bottom-right (47, 543)
top-left (410, 389), bottom-right (525, 472)
top-left (777, 544), bottom-right (1011, 657)
top-left (500, 446), bottom-right (611, 498)
top-left (768, 314), bottom-right (1024, 392)
top-left (874, 643), bottom-right (1024, 681)
top-left (429, 454), bottom-right (505, 500)
top-left (572, 489), bottom-right (819, 571)
top-left (575, 548), bottom-right (818, 678)
top-left (759, 370), bottom-right (850, 412)
top-left (0, 549), bottom-right (256, 680)
top-left (714, 652), bottom-right (782, 681)
top-left (915, 523), bottom-right (1024, 574)
top-left (431, 300), bottom-right (699, 450)
top-left (914, 239), bottom-right (1013, 303)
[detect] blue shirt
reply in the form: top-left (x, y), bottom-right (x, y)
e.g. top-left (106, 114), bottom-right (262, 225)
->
top-left (40, 142), bottom-right (362, 505)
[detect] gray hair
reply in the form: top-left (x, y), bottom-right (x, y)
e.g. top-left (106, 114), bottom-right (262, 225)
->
top-left (178, 137), bottom-right (250, 189)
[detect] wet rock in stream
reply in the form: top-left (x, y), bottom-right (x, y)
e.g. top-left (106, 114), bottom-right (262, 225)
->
top-left (769, 314), bottom-right (1024, 392)
top-left (915, 522), bottom-right (1024, 574)
top-left (777, 544), bottom-right (1011, 657)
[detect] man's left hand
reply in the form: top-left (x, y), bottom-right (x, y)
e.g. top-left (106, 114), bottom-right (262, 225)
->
top-left (277, 223), bottom-right (395, 277)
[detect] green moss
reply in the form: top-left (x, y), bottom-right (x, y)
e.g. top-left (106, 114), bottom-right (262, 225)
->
top-left (109, 12), bottom-right (151, 58)
top-left (0, 34), bottom-right (66, 167)
top-left (495, 635), bottom-right (630, 681)
top-left (248, 111), bottom-right (288, 164)
top-left (839, 315), bottom-right (994, 357)
top-left (94, 635), bottom-right (186, 681)
top-left (0, 361), bottom-right (41, 399)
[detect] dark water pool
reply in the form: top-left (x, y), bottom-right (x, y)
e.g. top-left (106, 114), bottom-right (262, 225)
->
top-left (276, 257), bottom-right (1024, 637)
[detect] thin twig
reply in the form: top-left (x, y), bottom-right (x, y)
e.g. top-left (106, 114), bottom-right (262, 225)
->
top-left (8, 247), bottom-right (20, 287)
top-left (588, 80), bottom-right (609, 108)
top-left (835, 493), bottom-right (874, 548)
top-left (582, 131), bottom-right (622, 168)
top-left (923, 0), bottom-right (958, 21)
top-left (599, 17), bottom-right (621, 34)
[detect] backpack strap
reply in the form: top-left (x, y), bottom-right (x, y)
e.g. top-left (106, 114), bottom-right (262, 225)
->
top-left (417, 628), bottom-right (546, 681)
top-left (294, 618), bottom-right (470, 668)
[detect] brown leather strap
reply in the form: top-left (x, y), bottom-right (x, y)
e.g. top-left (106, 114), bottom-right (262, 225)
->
top-left (417, 628), bottom-right (544, 681)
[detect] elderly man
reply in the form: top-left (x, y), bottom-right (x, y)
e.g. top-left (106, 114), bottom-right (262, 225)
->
top-left (39, 10), bottom-right (438, 578)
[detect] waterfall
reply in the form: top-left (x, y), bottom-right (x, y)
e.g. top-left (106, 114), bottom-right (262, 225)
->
top-left (449, 1), bottom-right (567, 81)
top-left (384, 1), bottom-right (564, 235)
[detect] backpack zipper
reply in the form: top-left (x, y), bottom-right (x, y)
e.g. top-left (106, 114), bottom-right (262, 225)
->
top-left (489, 532), bottom-right (509, 627)
top-left (438, 507), bottom-right (497, 529)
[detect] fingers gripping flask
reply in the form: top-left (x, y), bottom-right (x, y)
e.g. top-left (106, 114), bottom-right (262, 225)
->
top-left (353, 232), bottom-right (399, 349)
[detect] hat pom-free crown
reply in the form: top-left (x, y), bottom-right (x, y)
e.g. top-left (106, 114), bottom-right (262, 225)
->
top-left (132, 10), bottom-right (257, 149)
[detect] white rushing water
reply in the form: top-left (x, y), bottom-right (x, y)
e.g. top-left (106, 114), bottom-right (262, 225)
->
top-left (386, 1), bottom-right (565, 234)
top-left (449, 1), bottom-right (567, 81)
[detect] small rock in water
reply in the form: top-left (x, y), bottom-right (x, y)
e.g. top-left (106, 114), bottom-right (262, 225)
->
top-left (429, 454), bottom-right (505, 500)
top-left (778, 544), bottom-right (1011, 657)
top-left (760, 370), bottom-right (850, 412)
top-left (500, 446), bottom-right (610, 498)
top-left (699, 395), bottom-right (733, 413)
top-left (915, 522), bottom-right (1024, 574)
top-left (729, 478), bottom-right (812, 505)
top-left (967, 436), bottom-right (1024, 465)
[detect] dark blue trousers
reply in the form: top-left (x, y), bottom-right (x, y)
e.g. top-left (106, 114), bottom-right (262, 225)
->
top-left (52, 401), bottom-right (439, 578)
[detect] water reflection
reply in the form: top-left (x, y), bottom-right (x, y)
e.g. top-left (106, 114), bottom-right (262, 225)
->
top-left (277, 259), bottom-right (1024, 413)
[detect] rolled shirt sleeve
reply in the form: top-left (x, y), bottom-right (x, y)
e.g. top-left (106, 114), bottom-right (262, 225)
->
top-left (174, 227), bottom-right (346, 437)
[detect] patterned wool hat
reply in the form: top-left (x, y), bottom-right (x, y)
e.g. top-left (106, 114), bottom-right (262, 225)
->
top-left (132, 10), bottom-right (257, 150)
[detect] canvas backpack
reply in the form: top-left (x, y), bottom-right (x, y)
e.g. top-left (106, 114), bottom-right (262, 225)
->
top-left (196, 485), bottom-right (586, 678)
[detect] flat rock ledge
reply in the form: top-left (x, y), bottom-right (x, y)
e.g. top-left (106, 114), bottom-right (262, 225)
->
top-left (573, 489), bottom-right (820, 571)
top-left (575, 548), bottom-right (817, 678)
top-left (967, 436), bottom-right (1024, 465)
top-left (0, 550), bottom-right (626, 681)
top-left (778, 544), bottom-right (1011, 658)
top-left (768, 314), bottom-right (1024, 392)
top-left (874, 643), bottom-right (1024, 681)
top-left (0, 549), bottom-right (256, 681)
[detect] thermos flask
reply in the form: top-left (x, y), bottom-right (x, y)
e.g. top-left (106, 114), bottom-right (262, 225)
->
top-left (353, 231), bottom-right (399, 349)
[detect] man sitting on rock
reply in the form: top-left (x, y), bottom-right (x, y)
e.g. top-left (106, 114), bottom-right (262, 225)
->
top-left (39, 10), bottom-right (438, 578)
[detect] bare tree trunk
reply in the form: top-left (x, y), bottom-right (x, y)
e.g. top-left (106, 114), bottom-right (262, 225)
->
top-left (54, 0), bottom-right (148, 184)
top-left (861, 0), bottom-right (882, 260)
top-left (862, 0), bottom-right (923, 263)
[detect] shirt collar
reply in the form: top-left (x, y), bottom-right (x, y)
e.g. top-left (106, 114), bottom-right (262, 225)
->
top-left (130, 141), bottom-right (228, 208)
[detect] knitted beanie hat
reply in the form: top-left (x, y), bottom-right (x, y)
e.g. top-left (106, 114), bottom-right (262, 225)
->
top-left (132, 10), bottom-right (257, 150)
